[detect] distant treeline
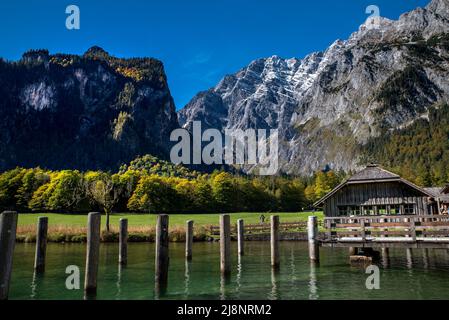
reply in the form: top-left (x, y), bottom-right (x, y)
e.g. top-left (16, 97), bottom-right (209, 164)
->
top-left (0, 160), bottom-right (344, 216)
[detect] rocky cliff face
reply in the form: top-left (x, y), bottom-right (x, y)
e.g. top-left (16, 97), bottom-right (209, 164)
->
top-left (179, 0), bottom-right (449, 175)
top-left (0, 47), bottom-right (179, 171)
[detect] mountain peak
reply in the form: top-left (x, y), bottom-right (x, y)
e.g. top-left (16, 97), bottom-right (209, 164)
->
top-left (21, 49), bottom-right (50, 63)
top-left (84, 46), bottom-right (110, 59)
top-left (268, 55), bottom-right (282, 61)
top-left (359, 16), bottom-right (393, 31)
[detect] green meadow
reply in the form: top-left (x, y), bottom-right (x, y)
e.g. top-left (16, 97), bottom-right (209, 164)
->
top-left (17, 211), bottom-right (323, 228)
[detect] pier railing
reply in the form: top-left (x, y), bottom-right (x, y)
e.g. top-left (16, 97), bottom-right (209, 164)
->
top-left (323, 215), bottom-right (449, 241)
top-left (209, 220), bottom-right (322, 237)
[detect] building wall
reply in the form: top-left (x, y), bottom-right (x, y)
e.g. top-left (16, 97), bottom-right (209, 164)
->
top-left (323, 181), bottom-right (431, 217)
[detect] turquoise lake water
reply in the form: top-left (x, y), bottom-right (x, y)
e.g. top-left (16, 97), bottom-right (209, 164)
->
top-left (8, 242), bottom-right (449, 300)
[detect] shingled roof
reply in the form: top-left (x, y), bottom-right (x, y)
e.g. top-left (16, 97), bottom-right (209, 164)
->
top-left (424, 186), bottom-right (449, 203)
top-left (314, 164), bottom-right (435, 207)
top-left (347, 164), bottom-right (400, 182)
top-left (424, 187), bottom-right (443, 198)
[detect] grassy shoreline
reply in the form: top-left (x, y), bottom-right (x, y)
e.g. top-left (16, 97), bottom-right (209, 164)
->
top-left (15, 212), bottom-right (323, 243)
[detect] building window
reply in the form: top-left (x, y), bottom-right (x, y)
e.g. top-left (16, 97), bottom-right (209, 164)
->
top-left (389, 205), bottom-right (401, 215)
top-left (404, 204), bottom-right (415, 215)
top-left (338, 206), bottom-right (348, 216)
top-left (378, 205), bottom-right (388, 215)
top-left (349, 206), bottom-right (361, 216)
top-left (362, 206), bottom-right (375, 216)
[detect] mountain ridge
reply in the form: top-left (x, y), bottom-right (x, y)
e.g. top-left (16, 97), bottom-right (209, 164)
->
top-left (178, 0), bottom-right (449, 175)
top-left (0, 46), bottom-right (179, 171)
top-left (1, 0), bottom-right (448, 177)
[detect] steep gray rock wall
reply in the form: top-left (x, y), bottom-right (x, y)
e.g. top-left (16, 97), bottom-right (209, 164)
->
top-left (0, 47), bottom-right (179, 171)
top-left (179, 0), bottom-right (449, 175)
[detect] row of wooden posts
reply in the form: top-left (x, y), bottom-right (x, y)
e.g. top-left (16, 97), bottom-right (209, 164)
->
top-left (0, 211), bottom-right (320, 300)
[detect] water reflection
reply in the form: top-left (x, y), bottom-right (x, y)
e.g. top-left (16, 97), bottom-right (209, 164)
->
top-left (84, 292), bottom-right (97, 300)
top-left (220, 274), bottom-right (231, 300)
top-left (116, 264), bottom-right (124, 299)
top-left (184, 260), bottom-right (190, 298)
top-left (235, 255), bottom-right (242, 299)
top-left (30, 272), bottom-right (43, 299)
top-left (406, 248), bottom-right (413, 269)
top-left (443, 249), bottom-right (449, 262)
top-left (290, 248), bottom-right (296, 286)
top-left (154, 281), bottom-right (168, 299)
top-left (269, 268), bottom-right (279, 300)
top-left (405, 248), bottom-right (414, 281)
top-left (381, 248), bottom-right (390, 268)
top-left (422, 249), bottom-right (429, 270)
top-left (308, 262), bottom-right (318, 300)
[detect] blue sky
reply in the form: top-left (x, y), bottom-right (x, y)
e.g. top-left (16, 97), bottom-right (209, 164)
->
top-left (0, 0), bottom-right (430, 109)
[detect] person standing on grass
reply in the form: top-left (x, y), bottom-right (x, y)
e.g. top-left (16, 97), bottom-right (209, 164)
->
top-left (260, 214), bottom-right (266, 224)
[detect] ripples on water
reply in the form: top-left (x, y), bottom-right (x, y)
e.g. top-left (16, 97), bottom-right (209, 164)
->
top-left (9, 242), bottom-right (449, 300)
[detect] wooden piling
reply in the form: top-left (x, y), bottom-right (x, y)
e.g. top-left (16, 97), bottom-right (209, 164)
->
top-left (309, 242), bottom-right (320, 264)
top-left (220, 214), bottom-right (231, 276)
top-left (119, 218), bottom-right (128, 265)
top-left (271, 215), bottom-right (280, 269)
top-left (410, 219), bottom-right (417, 241)
top-left (404, 217), bottom-right (409, 237)
top-left (84, 212), bottom-right (101, 295)
top-left (406, 248), bottom-right (413, 268)
top-left (308, 216), bottom-right (319, 262)
top-left (34, 217), bottom-right (48, 273)
top-left (307, 216), bottom-right (318, 242)
top-left (155, 214), bottom-right (169, 291)
top-left (237, 219), bottom-right (244, 256)
top-left (0, 211), bottom-right (18, 300)
top-left (380, 217), bottom-right (388, 239)
top-left (186, 220), bottom-right (193, 261)
top-left (360, 218), bottom-right (366, 241)
top-left (325, 219), bottom-right (332, 240)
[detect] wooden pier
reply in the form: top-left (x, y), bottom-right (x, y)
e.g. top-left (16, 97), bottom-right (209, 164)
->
top-left (209, 221), bottom-right (312, 236)
top-left (321, 215), bottom-right (449, 249)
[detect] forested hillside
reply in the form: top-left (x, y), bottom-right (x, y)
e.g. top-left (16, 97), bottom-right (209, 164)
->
top-left (362, 103), bottom-right (449, 187)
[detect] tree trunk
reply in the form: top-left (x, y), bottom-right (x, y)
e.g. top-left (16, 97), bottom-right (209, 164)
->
top-left (105, 210), bottom-right (110, 232)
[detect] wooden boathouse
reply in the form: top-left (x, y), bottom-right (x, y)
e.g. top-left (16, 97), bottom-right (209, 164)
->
top-left (314, 165), bottom-right (449, 250)
top-left (314, 164), bottom-right (439, 217)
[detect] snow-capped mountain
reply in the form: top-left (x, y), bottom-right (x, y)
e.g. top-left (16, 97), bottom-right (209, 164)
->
top-left (178, 0), bottom-right (449, 175)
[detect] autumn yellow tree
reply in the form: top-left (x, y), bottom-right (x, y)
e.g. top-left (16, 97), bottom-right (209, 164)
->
top-left (85, 172), bottom-right (119, 232)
